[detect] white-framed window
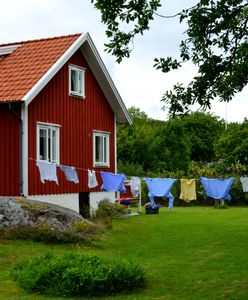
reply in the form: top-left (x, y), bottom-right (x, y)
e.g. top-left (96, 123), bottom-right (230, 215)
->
top-left (37, 123), bottom-right (60, 163)
top-left (93, 131), bottom-right (110, 167)
top-left (69, 64), bottom-right (85, 98)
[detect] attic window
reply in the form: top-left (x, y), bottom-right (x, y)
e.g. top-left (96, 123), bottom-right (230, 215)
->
top-left (69, 64), bottom-right (85, 98)
top-left (0, 44), bottom-right (20, 60)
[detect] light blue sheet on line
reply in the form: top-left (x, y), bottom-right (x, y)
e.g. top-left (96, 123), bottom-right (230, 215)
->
top-left (200, 177), bottom-right (234, 201)
top-left (100, 172), bottom-right (126, 192)
top-left (144, 178), bottom-right (176, 210)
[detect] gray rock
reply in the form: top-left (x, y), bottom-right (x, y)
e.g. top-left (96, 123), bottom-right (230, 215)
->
top-left (0, 197), bottom-right (91, 231)
top-left (0, 198), bottom-right (29, 228)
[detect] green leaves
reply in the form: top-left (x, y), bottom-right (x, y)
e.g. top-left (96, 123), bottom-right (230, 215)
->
top-left (92, 0), bottom-right (248, 115)
top-left (91, 0), bottom-right (161, 62)
top-left (13, 253), bottom-right (146, 297)
top-left (154, 57), bottom-right (181, 72)
top-left (164, 0), bottom-right (248, 115)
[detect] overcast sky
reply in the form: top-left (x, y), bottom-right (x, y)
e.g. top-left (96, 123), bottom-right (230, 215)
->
top-left (1, 0), bottom-right (248, 123)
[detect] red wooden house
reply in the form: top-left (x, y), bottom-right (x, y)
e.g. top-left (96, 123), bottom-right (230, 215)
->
top-left (0, 33), bottom-right (131, 213)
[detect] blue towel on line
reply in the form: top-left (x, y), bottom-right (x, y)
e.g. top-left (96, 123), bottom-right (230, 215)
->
top-left (200, 177), bottom-right (234, 201)
top-left (144, 178), bottom-right (176, 210)
top-left (100, 172), bottom-right (126, 192)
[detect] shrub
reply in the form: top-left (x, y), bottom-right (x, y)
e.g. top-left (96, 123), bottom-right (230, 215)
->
top-left (93, 199), bottom-right (127, 219)
top-left (13, 253), bottom-right (146, 297)
top-left (0, 223), bottom-right (92, 244)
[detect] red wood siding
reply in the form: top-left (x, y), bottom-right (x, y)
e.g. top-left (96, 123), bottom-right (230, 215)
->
top-left (0, 103), bottom-right (21, 196)
top-left (28, 50), bottom-right (115, 195)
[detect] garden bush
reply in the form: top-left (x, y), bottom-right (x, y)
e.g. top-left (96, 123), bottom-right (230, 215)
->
top-left (93, 199), bottom-right (127, 219)
top-left (0, 222), bottom-right (95, 244)
top-left (13, 253), bottom-right (146, 297)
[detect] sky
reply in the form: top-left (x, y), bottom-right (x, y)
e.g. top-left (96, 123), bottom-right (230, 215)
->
top-left (1, 0), bottom-right (248, 123)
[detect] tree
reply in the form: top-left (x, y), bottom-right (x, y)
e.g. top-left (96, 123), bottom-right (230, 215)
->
top-left (128, 106), bottom-right (148, 120)
top-left (214, 119), bottom-right (248, 166)
top-left (149, 118), bottom-right (191, 172)
top-left (117, 107), bottom-right (161, 171)
top-left (117, 107), bottom-right (229, 175)
top-left (180, 112), bottom-right (224, 162)
top-left (91, 0), bottom-right (248, 116)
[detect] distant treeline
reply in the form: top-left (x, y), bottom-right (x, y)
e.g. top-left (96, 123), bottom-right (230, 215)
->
top-left (117, 107), bottom-right (248, 205)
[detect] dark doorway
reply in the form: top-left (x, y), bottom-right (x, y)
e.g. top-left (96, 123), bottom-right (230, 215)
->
top-left (79, 192), bottom-right (90, 218)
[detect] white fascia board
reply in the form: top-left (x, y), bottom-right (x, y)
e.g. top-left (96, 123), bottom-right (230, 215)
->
top-left (22, 33), bottom-right (87, 105)
top-left (83, 35), bottom-right (132, 125)
top-left (0, 44), bottom-right (21, 55)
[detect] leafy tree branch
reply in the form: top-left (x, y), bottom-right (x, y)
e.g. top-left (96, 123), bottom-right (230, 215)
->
top-left (91, 0), bottom-right (248, 116)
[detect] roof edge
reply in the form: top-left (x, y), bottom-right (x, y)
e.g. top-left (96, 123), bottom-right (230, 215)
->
top-left (82, 35), bottom-right (132, 125)
top-left (22, 33), bottom-right (87, 105)
top-left (21, 32), bottom-right (131, 124)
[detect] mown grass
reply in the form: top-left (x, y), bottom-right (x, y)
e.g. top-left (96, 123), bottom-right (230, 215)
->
top-left (1, 207), bottom-right (248, 299)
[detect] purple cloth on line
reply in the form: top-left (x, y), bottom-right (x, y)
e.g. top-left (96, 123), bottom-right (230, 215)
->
top-left (100, 172), bottom-right (126, 192)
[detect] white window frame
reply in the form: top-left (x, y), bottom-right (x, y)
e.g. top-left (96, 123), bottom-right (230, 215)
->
top-left (93, 131), bottom-right (110, 167)
top-left (36, 122), bottom-right (60, 164)
top-left (69, 64), bottom-right (85, 98)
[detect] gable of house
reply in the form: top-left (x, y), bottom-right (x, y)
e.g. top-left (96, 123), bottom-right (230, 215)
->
top-left (0, 34), bottom-right (80, 102)
top-left (0, 33), bottom-right (131, 197)
top-left (0, 33), bottom-right (131, 124)
top-left (28, 48), bottom-right (116, 195)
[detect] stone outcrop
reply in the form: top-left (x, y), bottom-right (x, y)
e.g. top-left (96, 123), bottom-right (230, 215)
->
top-left (0, 197), bottom-right (86, 230)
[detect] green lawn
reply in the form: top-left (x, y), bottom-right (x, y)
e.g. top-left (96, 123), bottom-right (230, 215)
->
top-left (1, 207), bottom-right (248, 300)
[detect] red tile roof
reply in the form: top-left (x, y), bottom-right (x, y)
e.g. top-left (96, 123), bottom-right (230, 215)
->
top-left (0, 34), bottom-right (81, 102)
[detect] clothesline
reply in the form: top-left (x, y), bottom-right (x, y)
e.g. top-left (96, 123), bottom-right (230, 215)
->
top-left (26, 157), bottom-right (246, 182)
top-left (27, 157), bottom-right (248, 211)
top-left (27, 157), bottom-right (96, 173)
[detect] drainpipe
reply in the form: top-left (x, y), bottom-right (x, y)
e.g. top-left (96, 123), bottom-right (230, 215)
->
top-left (8, 102), bottom-right (23, 196)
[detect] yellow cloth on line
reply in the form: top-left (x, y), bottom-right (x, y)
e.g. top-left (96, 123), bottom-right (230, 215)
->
top-left (180, 179), bottom-right (196, 202)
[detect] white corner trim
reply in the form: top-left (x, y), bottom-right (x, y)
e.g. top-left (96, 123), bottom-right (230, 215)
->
top-left (22, 33), bottom-right (88, 105)
top-left (21, 103), bottom-right (28, 196)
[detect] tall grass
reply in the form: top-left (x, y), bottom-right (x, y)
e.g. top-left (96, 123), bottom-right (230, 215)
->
top-left (1, 207), bottom-right (248, 299)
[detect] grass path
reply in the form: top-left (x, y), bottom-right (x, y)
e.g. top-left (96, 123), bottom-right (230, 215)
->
top-left (1, 207), bottom-right (248, 299)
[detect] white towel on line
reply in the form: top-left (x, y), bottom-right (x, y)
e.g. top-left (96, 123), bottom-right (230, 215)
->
top-left (240, 177), bottom-right (248, 192)
top-left (130, 176), bottom-right (141, 197)
top-left (60, 165), bottom-right (79, 184)
top-left (88, 170), bottom-right (98, 188)
top-left (36, 160), bottom-right (58, 185)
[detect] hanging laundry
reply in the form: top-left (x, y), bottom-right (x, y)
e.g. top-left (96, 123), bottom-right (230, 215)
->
top-left (88, 170), bottom-right (98, 188)
top-left (200, 177), bottom-right (234, 200)
top-left (180, 179), bottom-right (196, 202)
top-left (100, 172), bottom-right (126, 192)
top-left (240, 177), bottom-right (248, 192)
top-left (130, 176), bottom-right (141, 197)
top-left (36, 160), bottom-right (58, 185)
top-left (144, 178), bottom-right (176, 210)
top-left (60, 165), bottom-right (79, 184)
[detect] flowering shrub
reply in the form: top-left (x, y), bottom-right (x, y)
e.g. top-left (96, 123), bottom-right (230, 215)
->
top-left (94, 199), bottom-right (127, 219)
top-left (144, 202), bottom-right (162, 208)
